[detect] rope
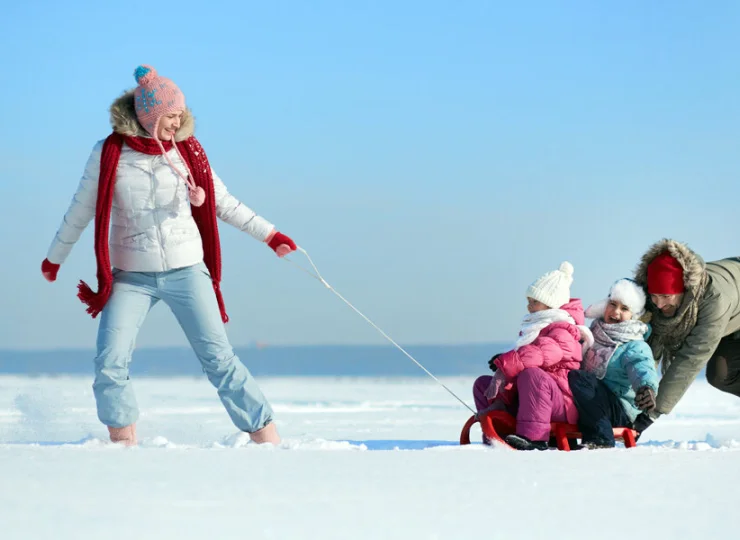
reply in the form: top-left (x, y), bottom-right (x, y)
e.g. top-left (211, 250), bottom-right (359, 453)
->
top-left (284, 247), bottom-right (477, 415)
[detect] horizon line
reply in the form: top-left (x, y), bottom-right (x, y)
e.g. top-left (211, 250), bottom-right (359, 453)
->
top-left (0, 341), bottom-right (511, 353)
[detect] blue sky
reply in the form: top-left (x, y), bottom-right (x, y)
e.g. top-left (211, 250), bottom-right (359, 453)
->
top-left (1, 1), bottom-right (738, 349)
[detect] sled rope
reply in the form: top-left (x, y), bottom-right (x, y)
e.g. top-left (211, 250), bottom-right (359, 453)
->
top-left (285, 247), bottom-right (476, 415)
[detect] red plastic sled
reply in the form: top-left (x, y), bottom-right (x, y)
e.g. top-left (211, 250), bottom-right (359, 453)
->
top-left (459, 410), bottom-right (638, 451)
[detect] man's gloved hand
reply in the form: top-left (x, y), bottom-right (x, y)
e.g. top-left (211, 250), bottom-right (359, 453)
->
top-left (635, 386), bottom-right (657, 412)
top-left (632, 411), bottom-right (654, 440)
top-left (488, 354), bottom-right (501, 373)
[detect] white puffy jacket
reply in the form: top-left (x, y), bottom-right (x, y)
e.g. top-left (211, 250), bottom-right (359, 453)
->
top-left (46, 139), bottom-right (275, 272)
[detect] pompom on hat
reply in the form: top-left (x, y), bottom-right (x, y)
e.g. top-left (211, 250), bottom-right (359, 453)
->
top-left (132, 65), bottom-right (205, 206)
top-left (585, 278), bottom-right (647, 320)
top-left (526, 261), bottom-right (574, 309)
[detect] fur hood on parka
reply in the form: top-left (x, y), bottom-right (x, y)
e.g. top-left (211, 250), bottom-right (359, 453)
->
top-left (634, 238), bottom-right (709, 372)
top-left (634, 239), bottom-right (707, 296)
top-left (108, 90), bottom-right (195, 141)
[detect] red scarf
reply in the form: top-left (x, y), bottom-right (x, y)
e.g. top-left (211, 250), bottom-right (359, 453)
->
top-left (77, 133), bottom-right (229, 323)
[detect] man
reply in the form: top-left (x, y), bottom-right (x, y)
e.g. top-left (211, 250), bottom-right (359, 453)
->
top-left (631, 239), bottom-right (740, 434)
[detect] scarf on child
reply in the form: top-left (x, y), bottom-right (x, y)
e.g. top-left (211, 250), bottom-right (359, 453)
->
top-left (76, 133), bottom-right (229, 323)
top-left (515, 309), bottom-right (576, 349)
top-left (582, 319), bottom-right (648, 379)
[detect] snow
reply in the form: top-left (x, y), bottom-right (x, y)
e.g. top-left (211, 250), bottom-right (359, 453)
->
top-left (0, 375), bottom-right (738, 539)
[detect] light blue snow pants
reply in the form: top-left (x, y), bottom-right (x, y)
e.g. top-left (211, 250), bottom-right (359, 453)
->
top-left (93, 262), bottom-right (273, 432)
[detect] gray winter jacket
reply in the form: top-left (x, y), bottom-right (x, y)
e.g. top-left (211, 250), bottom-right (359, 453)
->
top-left (635, 240), bottom-right (740, 415)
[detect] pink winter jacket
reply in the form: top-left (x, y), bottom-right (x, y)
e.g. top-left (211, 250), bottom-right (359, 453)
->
top-left (493, 298), bottom-right (586, 424)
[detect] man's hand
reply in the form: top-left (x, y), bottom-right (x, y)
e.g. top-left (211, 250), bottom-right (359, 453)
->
top-left (635, 386), bottom-right (656, 412)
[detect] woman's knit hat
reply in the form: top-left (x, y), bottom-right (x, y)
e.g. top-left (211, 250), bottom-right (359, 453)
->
top-left (526, 261), bottom-right (574, 309)
top-left (133, 65), bottom-right (186, 136)
top-left (585, 278), bottom-right (647, 320)
top-left (131, 65), bottom-right (205, 206)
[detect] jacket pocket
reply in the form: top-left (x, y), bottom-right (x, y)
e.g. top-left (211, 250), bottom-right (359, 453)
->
top-left (122, 232), bottom-right (149, 251)
top-left (167, 227), bottom-right (198, 246)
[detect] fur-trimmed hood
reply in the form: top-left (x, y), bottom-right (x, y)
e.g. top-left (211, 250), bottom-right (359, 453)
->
top-left (634, 239), bottom-right (706, 296)
top-left (108, 90), bottom-right (195, 141)
top-left (634, 238), bottom-right (710, 379)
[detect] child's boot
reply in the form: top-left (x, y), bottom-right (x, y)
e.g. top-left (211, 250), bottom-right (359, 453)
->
top-left (505, 433), bottom-right (548, 451)
top-left (582, 438), bottom-right (615, 449)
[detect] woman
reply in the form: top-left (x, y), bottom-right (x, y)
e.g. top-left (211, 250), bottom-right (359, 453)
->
top-left (40, 65), bottom-right (296, 446)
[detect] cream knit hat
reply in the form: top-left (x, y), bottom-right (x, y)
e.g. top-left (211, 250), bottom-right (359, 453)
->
top-left (525, 261), bottom-right (574, 309)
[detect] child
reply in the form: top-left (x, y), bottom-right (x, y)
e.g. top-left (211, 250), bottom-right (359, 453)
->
top-left (568, 279), bottom-right (660, 448)
top-left (472, 262), bottom-right (593, 450)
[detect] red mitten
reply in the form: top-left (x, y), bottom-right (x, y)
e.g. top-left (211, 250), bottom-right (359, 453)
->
top-left (267, 231), bottom-right (297, 258)
top-left (41, 259), bottom-right (60, 282)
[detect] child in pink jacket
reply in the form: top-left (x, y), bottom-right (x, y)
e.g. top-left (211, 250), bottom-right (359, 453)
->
top-left (472, 262), bottom-right (593, 450)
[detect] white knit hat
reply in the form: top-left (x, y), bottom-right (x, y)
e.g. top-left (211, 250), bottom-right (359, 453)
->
top-left (525, 261), bottom-right (574, 309)
top-left (585, 278), bottom-right (647, 320)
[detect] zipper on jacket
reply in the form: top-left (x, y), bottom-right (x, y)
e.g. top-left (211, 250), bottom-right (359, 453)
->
top-left (151, 158), bottom-right (168, 271)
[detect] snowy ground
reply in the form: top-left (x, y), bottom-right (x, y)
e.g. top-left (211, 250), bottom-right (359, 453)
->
top-left (0, 375), bottom-right (738, 539)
